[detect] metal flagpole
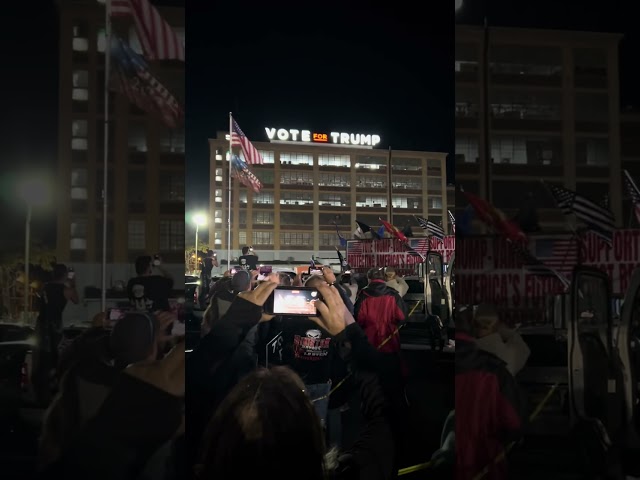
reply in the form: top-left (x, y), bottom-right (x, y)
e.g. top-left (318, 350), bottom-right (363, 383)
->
top-left (101, 0), bottom-right (112, 313)
top-left (227, 112), bottom-right (233, 270)
top-left (387, 146), bottom-right (393, 225)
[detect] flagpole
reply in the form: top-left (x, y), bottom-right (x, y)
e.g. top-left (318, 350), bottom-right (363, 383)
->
top-left (101, 0), bottom-right (112, 313)
top-left (227, 112), bottom-right (233, 271)
top-left (387, 146), bottom-right (393, 225)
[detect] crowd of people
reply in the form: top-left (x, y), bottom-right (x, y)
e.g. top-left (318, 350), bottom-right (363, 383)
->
top-left (28, 249), bottom-right (456, 479)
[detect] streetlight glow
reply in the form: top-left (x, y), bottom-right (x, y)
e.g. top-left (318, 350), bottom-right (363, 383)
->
top-left (17, 176), bottom-right (51, 207)
top-left (455, 0), bottom-right (463, 11)
top-left (193, 213), bottom-right (207, 226)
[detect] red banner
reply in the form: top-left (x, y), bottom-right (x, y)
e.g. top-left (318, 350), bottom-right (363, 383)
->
top-left (457, 230), bottom-right (640, 325)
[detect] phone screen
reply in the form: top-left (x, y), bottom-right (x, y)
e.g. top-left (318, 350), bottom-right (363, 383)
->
top-left (107, 308), bottom-right (126, 326)
top-left (265, 287), bottom-right (319, 316)
top-left (259, 266), bottom-right (273, 275)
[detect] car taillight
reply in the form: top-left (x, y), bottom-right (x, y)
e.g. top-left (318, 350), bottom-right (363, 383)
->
top-left (20, 362), bottom-right (29, 390)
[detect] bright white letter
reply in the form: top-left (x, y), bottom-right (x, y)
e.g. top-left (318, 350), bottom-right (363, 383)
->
top-left (301, 130), bottom-right (311, 142)
top-left (277, 129), bottom-right (289, 141)
top-left (330, 132), bottom-right (340, 143)
top-left (340, 133), bottom-right (350, 144)
top-left (290, 129), bottom-right (300, 141)
top-left (371, 135), bottom-right (381, 146)
top-left (265, 127), bottom-right (276, 140)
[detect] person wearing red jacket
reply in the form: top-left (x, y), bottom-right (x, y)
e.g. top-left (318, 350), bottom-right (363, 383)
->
top-left (455, 306), bottom-right (527, 480)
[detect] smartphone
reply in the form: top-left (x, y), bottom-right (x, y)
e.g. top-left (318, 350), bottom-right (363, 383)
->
top-left (230, 268), bottom-right (238, 275)
top-left (264, 286), bottom-right (320, 316)
top-left (67, 267), bottom-right (75, 280)
top-left (171, 320), bottom-right (185, 336)
top-left (259, 266), bottom-right (273, 275)
top-left (153, 254), bottom-right (161, 266)
top-left (107, 308), bottom-right (127, 326)
top-left (308, 267), bottom-right (323, 276)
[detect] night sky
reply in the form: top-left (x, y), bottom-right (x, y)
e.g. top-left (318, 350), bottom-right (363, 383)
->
top-left (185, 0), bottom-right (455, 217)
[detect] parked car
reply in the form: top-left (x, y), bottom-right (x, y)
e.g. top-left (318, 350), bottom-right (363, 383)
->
top-left (0, 323), bottom-right (37, 413)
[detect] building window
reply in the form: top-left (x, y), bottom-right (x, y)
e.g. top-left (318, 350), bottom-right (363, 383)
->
top-left (356, 175), bottom-right (386, 189)
top-left (392, 196), bottom-right (422, 209)
top-left (159, 172), bottom-right (185, 202)
top-left (319, 213), bottom-right (350, 226)
top-left (258, 150), bottom-right (275, 164)
top-left (160, 127), bottom-right (185, 153)
top-left (128, 170), bottom-right (146, 205)
top-left (491, 90), bottom-right (561, 120)
top-left (239, 192), bottom-right (248, 204)
top-left (575, 93), bottom-right (609, 123)
top-left (280, 212), bottom-right (308, 225)
top-left (319, 173), bottom-right (350, 187)
top-left (280, 232), bottom-right (312, 246)
top-left (239, 231), bottom-right (247, 245)
top-left (491, 136), bottom-right (561, 166)
top-left (455, 43), bottom-right (479, 73)
top-left (257, 170), bottom-right (275, 184)
top-left (576, 138), bottom-right (608, 166)
top-left (319, 193), bottom-right (349, 206)
top-left (214, 189), bottom-right (223, 203)
top-left (280, 152), bottom-right (313, 166)
top-left (574, 48), bottom-right (607, 86)
top-left (97, 28), bottom-right (106, 53)
top-left (455, 136), bottom-right (478, 164)
top-left (72, 70), bottom-right (89, 101)
top-left (392, 176), bottom-right (422, 190)
top-left (318, 154), bottom-right (350, 167)
top-left (280, 191), bottom-right (313, 205)
top-left (281, 171), bottom-right (314, 186)
top-left (159, 220), bottom-right (184, 251)
top-left (427, 159), bottom-right (442, 170)
top-left (128, 220), bottom-right (145, 250)
top-left (71, 168), bottom-right (88, 200)
top-left (356, 156), bottom-right (386, 170)
top-left (490, 45), bottom-right (562, 77)
top-left (427, 178), bottom-right (442, 191)
top-left (356, 195), bottom-right (387, 208)
top-left (72, 120), bottom-right (88, 150)
top-left (70, 218), bottom-right (87, 250)
top-left (72, 22), bottom-right (89, 51)
top-left (253, 191), bottom-right (274, 205)
top-left (215, 168), bottom-right (223, 182)
top-left (429, 197), bottom-right (442, 209)
top-left (392, 158), bottom-right (421, 172)
top-left (252, 231), bottom-right (273, 245)
top-left (128, 123), bottom-right (147, 152)
top-left (319, 233), bottom-right (337, 246)
top-left (456, 86), bottom-right (479, 117)
top-left (253, 211), bottom-right (274, 225)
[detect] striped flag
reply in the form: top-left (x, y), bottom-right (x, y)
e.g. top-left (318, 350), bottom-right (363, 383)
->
top-left (232, 120), bottom-right (264, 165)
top-left (623, 170), bottom-right (640, 225)
top-left (546, 183), bottom-right (615, 245)
top-left (230, 155), bottom-right (262, 193)
top-left (409, 238), bottom-right (430, 257)
top-left (534, 237), bottom-right (579, 277)
top-left (415, 215), bottom-right (445, 241)
top-left (109, 35), bottom-right (183, 128)
top-left (347, 240), bottom-right (363, 256)
top-left (511, 241), bottom-right (571, 289)
top-left (111, 0), bottom-right (185, 61)
top-left (448, 210), bottom-right (456, 234)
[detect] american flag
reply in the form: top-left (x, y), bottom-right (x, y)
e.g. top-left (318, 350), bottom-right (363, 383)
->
top-left (347, 240), bottom-right (363, 256)
top-left (111, 0), bottom-right (185, 62)
top-left (415, 215), bottom-right (444, 241)
top-left (409, 238), bottom-right (430, 257)
top-left (230, 155), bottom-right (262, 193)
top-left (232, 120), bottom-right (264, 165)
top-left (623, 170), bottom-right (640, 225)
top-left (110, 35), bottom-right (182, 128)
top-left (448, 210), bottom-right (456, 234)
top-left (511, 241), bottom-right (571, 289)
top-left (547, 183), bottom-right (615, 246)
top-left (534, 237), bottom-right (579, 277)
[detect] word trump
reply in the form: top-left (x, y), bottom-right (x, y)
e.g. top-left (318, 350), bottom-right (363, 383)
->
top-left (265, 127), bottom-right (381, 147)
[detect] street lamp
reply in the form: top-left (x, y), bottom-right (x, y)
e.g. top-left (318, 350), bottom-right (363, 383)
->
top-left (17, 176), bottom-right (50, 322)
top-left (193, 213), bottom-right (207, 273)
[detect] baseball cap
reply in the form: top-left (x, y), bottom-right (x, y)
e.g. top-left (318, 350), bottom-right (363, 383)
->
top-left (231, 270), bottom-right (251, 292)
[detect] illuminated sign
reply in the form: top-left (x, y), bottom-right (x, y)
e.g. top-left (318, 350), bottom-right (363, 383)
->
top-left (265, 127), bottom-right (381, 147)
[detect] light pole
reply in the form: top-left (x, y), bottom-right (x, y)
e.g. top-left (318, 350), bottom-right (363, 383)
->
top-left (17, 176), bottom-right (49, 323)
top-left (193, 213), bottom-right (207, 274)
